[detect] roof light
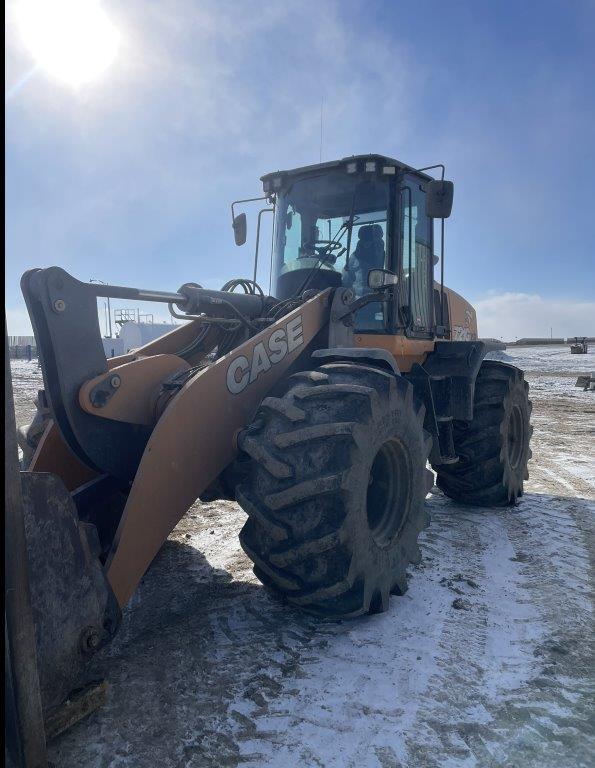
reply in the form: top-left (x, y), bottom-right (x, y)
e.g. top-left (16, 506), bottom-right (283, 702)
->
top-left (365, 161), bottom-right (376, 173)
top-left (263, 179), bottom-right (272, 193)
top-left (382, 165), bottom-right (396, 175)
top-left (346, 161), bottom-right (357, 174)
top-left (273, 176), bottom-right (282, 189)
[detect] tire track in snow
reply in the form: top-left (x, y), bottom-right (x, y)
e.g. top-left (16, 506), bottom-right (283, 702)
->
top-left (406, 499), bottom-right (545, 767)
top-left (473, 491), bottom-right (595, 767)
top-left (224, 494), bottom-right (551, 768)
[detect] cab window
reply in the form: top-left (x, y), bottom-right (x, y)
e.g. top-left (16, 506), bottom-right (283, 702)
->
top-left (401, 179), bottom-right (433, 334)
top-left (273, 172), bottom-right (391, 331)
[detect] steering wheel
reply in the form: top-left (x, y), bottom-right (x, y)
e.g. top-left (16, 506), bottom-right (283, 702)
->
top-left (313, 240), bottom-right (345, 262)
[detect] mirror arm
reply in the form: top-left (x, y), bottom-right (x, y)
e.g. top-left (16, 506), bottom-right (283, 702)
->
top-left (230, 196), bottom-right (268, 224)
top-left (231, 196), bottom-right (269, 246)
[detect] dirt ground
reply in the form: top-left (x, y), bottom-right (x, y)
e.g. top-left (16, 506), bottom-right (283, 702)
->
top-left (10, 346), bottom-right (595, 768)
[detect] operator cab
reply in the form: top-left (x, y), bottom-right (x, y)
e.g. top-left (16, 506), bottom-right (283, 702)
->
top-left (235, 154), bottom-right (453, 338)
top-left (263, 155), bottom-right (451, 337)
top-left (267, 163), bottom-right (389, 330)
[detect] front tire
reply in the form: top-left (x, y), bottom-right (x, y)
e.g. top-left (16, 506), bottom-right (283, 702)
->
top-left (434, 361), bottom-right (532, 506)
top-left (236, 363), bottom-right (433, 619)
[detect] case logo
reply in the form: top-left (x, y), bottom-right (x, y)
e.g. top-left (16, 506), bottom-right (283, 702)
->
top-left (226, 315), bottom-right (304, 394)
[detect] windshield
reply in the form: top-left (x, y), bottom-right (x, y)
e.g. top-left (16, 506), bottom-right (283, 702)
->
top-left (272, 170), bottom-right (391, 330)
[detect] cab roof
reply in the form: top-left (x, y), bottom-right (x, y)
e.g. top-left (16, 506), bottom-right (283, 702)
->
top-left (261, 154), bottom-right (435, 186)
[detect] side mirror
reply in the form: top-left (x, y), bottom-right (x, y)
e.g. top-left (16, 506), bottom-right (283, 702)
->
top-left (426, 180), bottom-right (454, 219)
top-left (368, 268), bottom-right (399, 290)
top-left (232, 213), bottom-right (247, 246)
top-left (433, 254), bottom-right (439, 266)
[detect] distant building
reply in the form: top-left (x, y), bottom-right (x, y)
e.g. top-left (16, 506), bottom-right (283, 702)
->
top-left (9, 319), bottom-right (178, 360)
top-left (507, 337), bottom-right (566, 346)
top-left (8, 335), bottom-right (37, 359)
top-left (102, 320), bottom-right (178, 358)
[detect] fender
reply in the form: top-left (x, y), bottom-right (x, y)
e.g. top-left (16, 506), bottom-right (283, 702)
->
top-left (312, 346), bottom-right (400, 375)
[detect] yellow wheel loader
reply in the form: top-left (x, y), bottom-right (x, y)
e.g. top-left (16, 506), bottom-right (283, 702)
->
top-left (6, 154), bottom-right (532, 756)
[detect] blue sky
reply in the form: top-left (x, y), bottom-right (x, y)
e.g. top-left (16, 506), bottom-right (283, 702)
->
top-left (6, 0), bottom-right (595, 338)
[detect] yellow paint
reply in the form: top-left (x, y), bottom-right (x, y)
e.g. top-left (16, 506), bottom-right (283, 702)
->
top-left (355, 335), bottom-right (435, 372)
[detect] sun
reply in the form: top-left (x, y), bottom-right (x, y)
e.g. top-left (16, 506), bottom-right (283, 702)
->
top-left (16, 0), bottom-right (120, 88)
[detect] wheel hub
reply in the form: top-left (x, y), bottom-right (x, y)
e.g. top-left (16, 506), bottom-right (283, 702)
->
top-left (366, 438), bottom-right (411, 548)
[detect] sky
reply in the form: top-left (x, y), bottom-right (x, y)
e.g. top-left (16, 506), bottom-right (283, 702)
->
top-left (5, 0), bottom-right (595, 340)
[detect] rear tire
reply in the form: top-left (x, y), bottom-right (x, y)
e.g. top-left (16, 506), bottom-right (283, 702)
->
top-left (236, 363), bottom-right (433, 619)
top-left (434, 361), bottom-right (532, 506)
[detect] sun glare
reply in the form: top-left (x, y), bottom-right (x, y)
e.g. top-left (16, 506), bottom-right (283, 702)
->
top-left (16, 0), bottom-right (120, 87)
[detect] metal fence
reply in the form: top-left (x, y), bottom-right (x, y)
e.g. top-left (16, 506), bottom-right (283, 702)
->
top-left (8, 336), bottom-right (37, 359)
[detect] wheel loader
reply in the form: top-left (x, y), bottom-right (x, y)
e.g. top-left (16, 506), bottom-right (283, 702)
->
top-left (6, 154), bottom-right (532, 758)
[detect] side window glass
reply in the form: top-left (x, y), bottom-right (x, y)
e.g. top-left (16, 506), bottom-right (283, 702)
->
top-left (279, 207), bottom-right (302, 272)
top-left (401, 182), bottom-right (432, 332)
top-left (343, 215), bottom-right (389, 332)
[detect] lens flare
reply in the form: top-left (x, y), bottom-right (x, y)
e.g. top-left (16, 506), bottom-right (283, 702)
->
top-left (16, 0), bottom-right (120, 87)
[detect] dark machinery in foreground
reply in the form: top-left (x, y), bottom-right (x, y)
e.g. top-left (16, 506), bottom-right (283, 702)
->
top-left (570, 337), bottom-right (588, 354)
top-left (575, 372), bottom-right (595, 391)
top-left (7, 155), bottom-right (533, 758)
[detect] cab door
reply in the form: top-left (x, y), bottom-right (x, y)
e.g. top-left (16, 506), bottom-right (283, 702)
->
top-left (400, 177), bottom-right (434, 337)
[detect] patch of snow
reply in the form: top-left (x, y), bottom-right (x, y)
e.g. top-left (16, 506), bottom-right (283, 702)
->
top-left (478, 517), bottom-right (544, 699)
top-left (490, 345), bottom-right (595, 375)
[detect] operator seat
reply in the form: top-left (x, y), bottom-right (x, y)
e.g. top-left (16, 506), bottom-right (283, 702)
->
top-left (342, 224), bottom-right (386, 329)
top-left (344, 224), bottom-right (386, 294)
top-left (357, 223), bottom-right (385, 264)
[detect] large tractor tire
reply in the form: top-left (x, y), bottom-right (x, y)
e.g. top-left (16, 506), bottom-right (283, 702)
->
top-left (236, 363), bottom-right (433, 619)
top-left (434, 361), bottom-right (532, 506)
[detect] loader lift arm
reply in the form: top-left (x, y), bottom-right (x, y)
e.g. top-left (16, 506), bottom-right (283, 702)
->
top-left (21, 267), bottom-right (333, 606)
top-left (21, 267), bottom-right (272, 481)
top-left (104, 291), bottom-right (331, 605)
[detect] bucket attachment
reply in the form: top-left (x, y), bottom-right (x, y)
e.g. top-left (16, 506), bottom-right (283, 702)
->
top-left (6, 318), bottom-right (120, 762)
top-left (21, 471), bottom-right (121, 715)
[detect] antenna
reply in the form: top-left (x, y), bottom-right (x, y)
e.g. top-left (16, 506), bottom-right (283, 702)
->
top-left (319, 96), bottom-right (324, 163)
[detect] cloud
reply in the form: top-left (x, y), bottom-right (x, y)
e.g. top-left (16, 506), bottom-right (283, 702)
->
top-left (5, 0), bottom-right (425, 316)
top-left (473, 292), bottom-right (595, 341)
top-left (6, 0), bottom-right (594, 331)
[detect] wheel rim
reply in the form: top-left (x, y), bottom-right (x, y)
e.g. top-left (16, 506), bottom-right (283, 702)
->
top-left (507, 405), bottom-right (525, 469)
top-left (366, 438), bottom-right (411, 548)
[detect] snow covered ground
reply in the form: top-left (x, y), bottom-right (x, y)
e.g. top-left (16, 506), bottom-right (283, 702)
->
top-left (10, 346), bottom-right (595, 767)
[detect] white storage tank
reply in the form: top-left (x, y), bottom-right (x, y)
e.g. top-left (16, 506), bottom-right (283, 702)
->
top-left (101, 320), bottom-right (177, 358)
